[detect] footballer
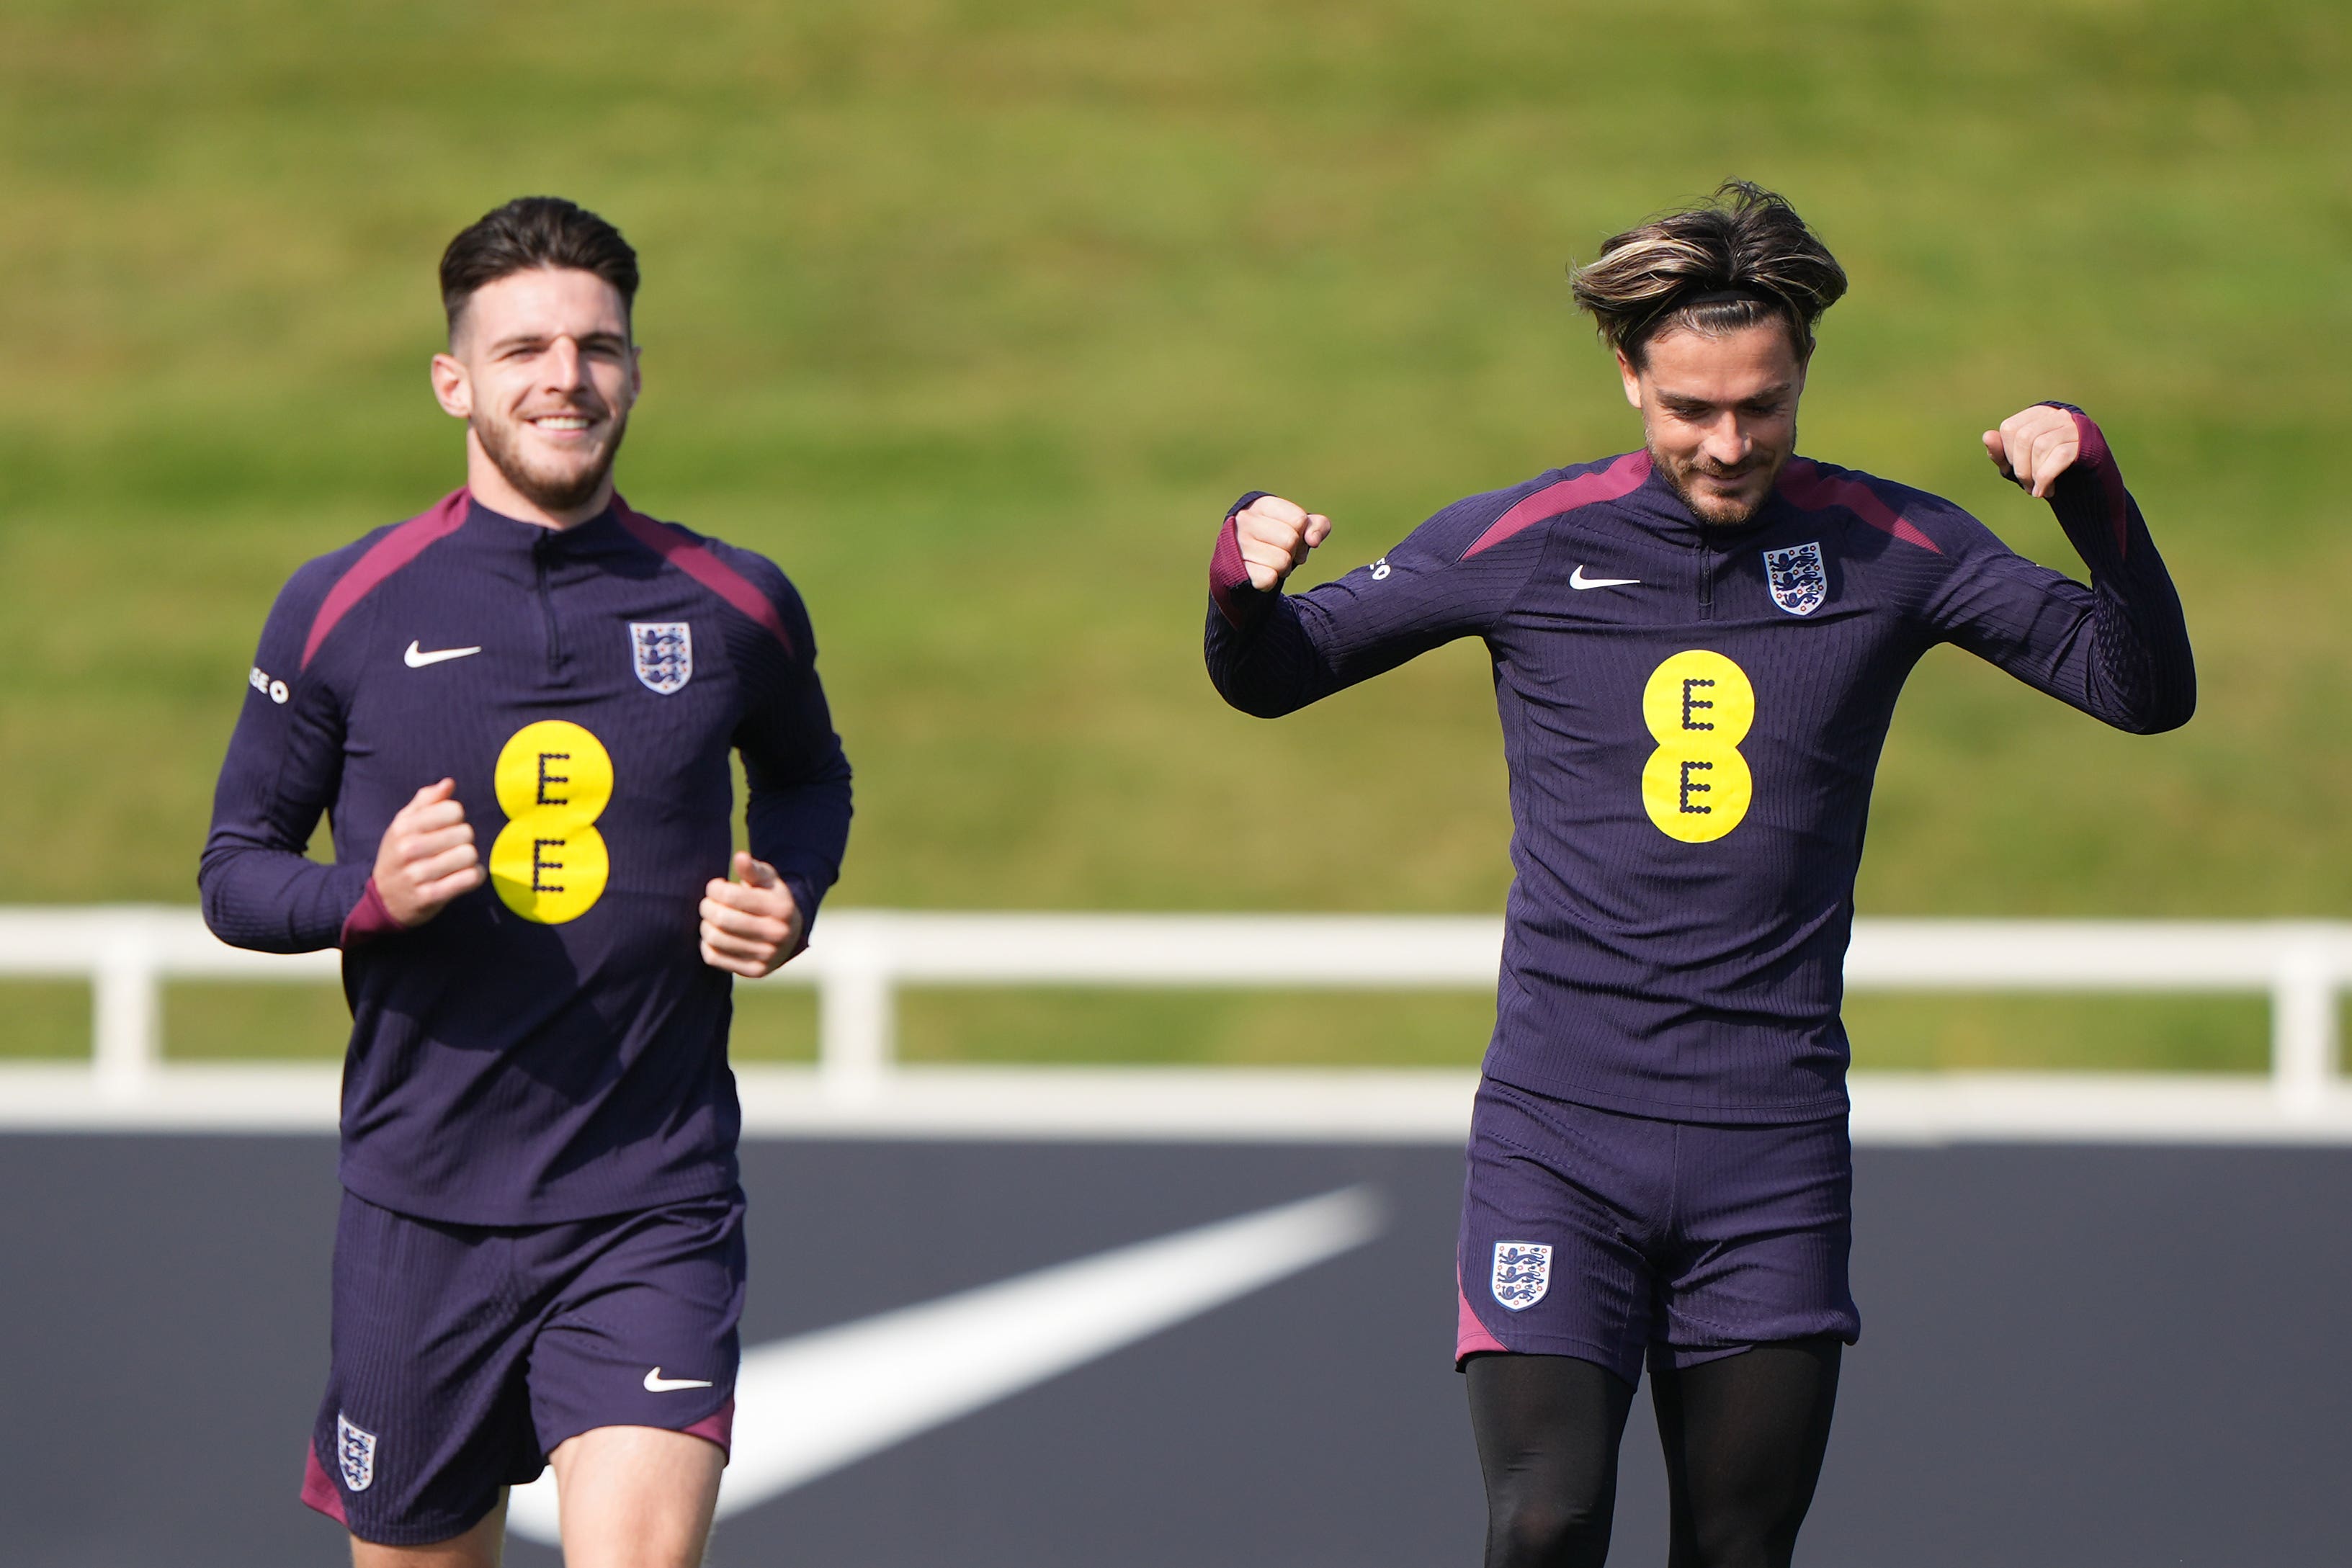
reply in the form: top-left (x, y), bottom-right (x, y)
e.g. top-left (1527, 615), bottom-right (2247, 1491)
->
top-left (201, 197), bottom-right (852, 1565)
top-left (1202, 182), bottom-right (2192, 1566)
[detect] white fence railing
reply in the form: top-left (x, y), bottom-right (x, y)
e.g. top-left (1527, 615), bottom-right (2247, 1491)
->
top-left (0, 907), bottom-right (2346, 1108)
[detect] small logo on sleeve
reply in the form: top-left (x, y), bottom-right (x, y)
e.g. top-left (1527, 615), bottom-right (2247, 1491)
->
top-left (248, 666), bottom-right (290, 704)
top-left (1763, 541), bottom-right (1828, 616)
top-left (1369, 557), bottom-right (1392, 581)
top-left (1490, 1241), bottom-right (1552, 1310)
top-left (335, 1412), bottom-right (377, 1492)
top-left (630, 622), bottom-right (693, 694)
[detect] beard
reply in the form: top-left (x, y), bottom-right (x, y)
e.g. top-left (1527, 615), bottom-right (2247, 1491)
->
top-left (1653, 434), bottom-right (1792, 529)
top-left (473, 402), bottom-right (630, 515)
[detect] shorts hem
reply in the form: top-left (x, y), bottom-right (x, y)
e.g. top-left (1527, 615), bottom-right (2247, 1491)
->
top-left (1453, 1332), bottom-right (1641, 1387)
top-left (535, 1394), bottom-right (736, 1463)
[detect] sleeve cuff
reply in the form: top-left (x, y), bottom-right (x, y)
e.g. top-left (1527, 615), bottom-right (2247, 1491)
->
top-left (779, 873), bottom-right (823, 957)
top-left (338, 877), bottom-right (403, 949)
top-left (1209, 491), bottom-right (1273, 629)
top-left (2039, 401), bottom-right (2129, 558)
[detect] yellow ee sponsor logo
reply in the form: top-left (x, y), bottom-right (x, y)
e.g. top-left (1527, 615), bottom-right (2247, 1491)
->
top-left (488, 720), bottom-right (614, 923)
top-left (1640, 650), bottom-right (1755, 843)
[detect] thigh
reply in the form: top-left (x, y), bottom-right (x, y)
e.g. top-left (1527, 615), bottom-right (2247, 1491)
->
top-left (547, 1424), bottom-right (725, 1568)
top-left (1466, 1353), bottom-right (1638, 1568)
top-left (307, 1193), bottom-right (542, 1549)
top-left (1458, 1080), bottom-right (1666, 1386)
top-left (526, 1189), bottom-right (747, 1458)
top-left (1654, 1115), bottom-right (1857, 1370)
top-left (1652, 1339), bottom-right (1841, 1568)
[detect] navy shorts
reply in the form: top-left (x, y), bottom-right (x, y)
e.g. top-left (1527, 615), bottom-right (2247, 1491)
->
top-left (301, 1187), bottom-right (746, 1546)
top-left (1456, 1078), bottom-right (1858, 1386)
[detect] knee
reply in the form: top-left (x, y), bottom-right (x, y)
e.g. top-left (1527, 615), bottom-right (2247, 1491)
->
top-left (1488, 1482), bottom-right (1614, 1568)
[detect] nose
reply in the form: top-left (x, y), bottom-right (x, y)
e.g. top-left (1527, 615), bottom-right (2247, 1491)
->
top-left (1700, 411), bottom-right (1752, 470)
top-left (544, 336), bottom-right (588, 392)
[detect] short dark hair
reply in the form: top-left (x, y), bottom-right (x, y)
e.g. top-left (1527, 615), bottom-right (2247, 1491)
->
top-left (439, 196), bottom-right (640, 336)
top-left (1570, 182), bottom-right (1847, 367)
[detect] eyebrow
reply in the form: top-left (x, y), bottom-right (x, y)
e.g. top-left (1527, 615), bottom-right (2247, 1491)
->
top-left (1658, 382), bottom-right (1795, 408)
top-left (486, 328), bottom-right (632, 353)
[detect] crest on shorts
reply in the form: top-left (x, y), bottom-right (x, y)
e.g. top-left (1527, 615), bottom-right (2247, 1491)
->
top-left (629, 622), bottom-right (693, 694)
top-left (1763, 541), bottom-right (1828, 617)
top-left (336, 1412), bottom-right (377, 1493)
top-left (1490, 1241), bottom-right (1552, 1311)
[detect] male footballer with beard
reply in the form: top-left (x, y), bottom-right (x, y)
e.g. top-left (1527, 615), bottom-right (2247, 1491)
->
top-left (202, 197), bottom-right (852, 1566)
top-left (1203, 182), bottom-right (2192, 1566)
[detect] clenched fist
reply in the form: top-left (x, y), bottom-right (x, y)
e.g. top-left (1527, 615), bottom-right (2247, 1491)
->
top-left (699, 851), bottom-right (805, 977)
top-left (372, 778), bottom-right (486, 927)
top-left (1233, 494), bottom-right (1333, 592)
top-left (1982, 405), bottom-right (2086, 499)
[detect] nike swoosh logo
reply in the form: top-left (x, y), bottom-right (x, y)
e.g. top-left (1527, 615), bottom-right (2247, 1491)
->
top-left (403, 640), bottom-right (482, 668)
top-left (644, 1368), bottom-right (715, 1392)
top-left (1569, 565), bottom-right (1641, 590)
top-left (506, 1186), bottom-right (1381, 1541)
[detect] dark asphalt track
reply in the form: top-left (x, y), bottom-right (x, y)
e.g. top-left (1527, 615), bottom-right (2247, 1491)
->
top-left (1, 1134), bottom-right (2343, 1565)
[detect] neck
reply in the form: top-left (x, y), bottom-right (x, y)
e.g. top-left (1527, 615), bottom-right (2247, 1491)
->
top-left (464, 434), bottom-right (613, 530)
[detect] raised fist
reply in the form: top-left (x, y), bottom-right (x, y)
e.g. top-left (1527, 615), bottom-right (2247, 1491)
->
top-left (1982, 405), bottom-right (2085, 500)
top-left (1233, 494), bottom-right (1334, 593)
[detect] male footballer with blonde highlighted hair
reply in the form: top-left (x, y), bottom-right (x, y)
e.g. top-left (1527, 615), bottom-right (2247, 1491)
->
top-left (1204, 182), bottom-right (2193, 1565)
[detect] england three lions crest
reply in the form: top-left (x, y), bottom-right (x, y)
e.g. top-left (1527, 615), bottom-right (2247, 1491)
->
top-left (1763, 541), bottom-right (1828, 617)
top-left (1491, 1241), bottom-right (1552, 1311)
top-left (630, 622), bottom-right (693, 694)
top-left (336, 1412), bottom-right (377, 1493)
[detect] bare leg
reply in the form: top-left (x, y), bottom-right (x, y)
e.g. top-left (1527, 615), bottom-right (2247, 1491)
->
top-left (349, 1493), bottom-right (506, 1568)
top-left (549, 1425), bottom-right (725, 1568)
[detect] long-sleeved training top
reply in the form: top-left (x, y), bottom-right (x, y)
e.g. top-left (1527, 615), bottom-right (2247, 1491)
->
top-left (1204, 406), bottom-right (2192, 1123)
top-left (202, 490), bottom-right (852, 1224)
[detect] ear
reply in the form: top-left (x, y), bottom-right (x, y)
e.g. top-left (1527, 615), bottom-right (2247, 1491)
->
top-left (430, 351), bottom-right (471, 420)
top-left (1614, 347), bottom-right (1643, 410)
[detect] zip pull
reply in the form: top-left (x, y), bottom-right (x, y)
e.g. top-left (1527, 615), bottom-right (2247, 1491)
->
top-left (1695, 536), bottom-right (1714, 619)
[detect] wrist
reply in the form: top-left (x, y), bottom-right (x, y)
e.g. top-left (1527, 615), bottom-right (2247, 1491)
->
top-left (339, 877), bottom-right (404, 949)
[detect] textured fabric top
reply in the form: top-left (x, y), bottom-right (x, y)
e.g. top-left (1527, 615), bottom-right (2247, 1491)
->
top-left (1205, 408), bottom-right (2193, 1122)
top-left (202, 494), bottom-right (853, 1222)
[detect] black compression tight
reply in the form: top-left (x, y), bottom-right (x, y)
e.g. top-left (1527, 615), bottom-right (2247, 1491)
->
top-left (1466, 1340), bottom-right (1841, 1568)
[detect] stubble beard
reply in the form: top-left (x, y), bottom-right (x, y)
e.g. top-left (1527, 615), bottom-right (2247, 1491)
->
top-left (1653, 431), bottom-right (1793, 529)
top-left (473, 404), bottom-right (631, 516)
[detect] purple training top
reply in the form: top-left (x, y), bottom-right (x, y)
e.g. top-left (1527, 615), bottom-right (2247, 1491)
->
top-left (202, 492), bottom-right (853, 1224)
top-left (1205, 406), bottom-right (2192, 1123)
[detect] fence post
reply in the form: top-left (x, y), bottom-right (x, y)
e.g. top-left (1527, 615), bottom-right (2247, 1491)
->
top-left (2271, 937), bottom-right (2338, 1115)
top-left (816, 918), bottom-right (893, 1103)
top-left (92, 920), bottom-right (161, 1098)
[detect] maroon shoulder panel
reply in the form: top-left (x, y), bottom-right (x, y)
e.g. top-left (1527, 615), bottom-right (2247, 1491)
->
top-left (1775, 460), bottom-right (1944, 555)
top-left (1459, 452), bottom-right (1652, 560)
top-left (613, 501), bottom-right (795, 655)
top-left (300, 488), bottom-right (472, 670)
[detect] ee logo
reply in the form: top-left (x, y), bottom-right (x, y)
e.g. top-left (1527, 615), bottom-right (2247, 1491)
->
top-left (488, 720), bottom-right (614, 923)
top-left (1640, 650), bottom-right (1755, 843)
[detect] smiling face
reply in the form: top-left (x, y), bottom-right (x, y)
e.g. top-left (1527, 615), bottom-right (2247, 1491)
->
top-left (1617, 320), bottom-right (1806, 527)
top-left (431, 266), bottom-right (640, 526)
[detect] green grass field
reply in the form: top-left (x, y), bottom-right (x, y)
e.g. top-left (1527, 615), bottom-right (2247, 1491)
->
top-left (3, 1), bottom-right (2346, 1068)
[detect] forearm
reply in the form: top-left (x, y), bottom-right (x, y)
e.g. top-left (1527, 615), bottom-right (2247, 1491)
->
top-left (1204, 597), bottom-right (1346, 718)
top-left (2040, 411), bottom-right (2196, 732)
top-left (745, 753), bottom-right (852, 930)
top-left (198, 841), bottom-right (377, 953)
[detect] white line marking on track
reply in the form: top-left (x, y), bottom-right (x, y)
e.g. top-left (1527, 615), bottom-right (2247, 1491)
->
top-left (504, 1185), bottom-right (1385, 1541)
